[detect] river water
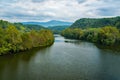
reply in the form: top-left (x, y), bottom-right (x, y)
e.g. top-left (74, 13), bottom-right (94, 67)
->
top-left (0, 35), bottom-right (120, 80)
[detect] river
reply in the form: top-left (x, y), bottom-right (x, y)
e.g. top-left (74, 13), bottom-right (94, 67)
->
top-left (0, 35), bottom-right (120, 80)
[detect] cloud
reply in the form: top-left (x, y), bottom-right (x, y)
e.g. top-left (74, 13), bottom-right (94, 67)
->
top-left (0, 0), bottom-right (120, 22)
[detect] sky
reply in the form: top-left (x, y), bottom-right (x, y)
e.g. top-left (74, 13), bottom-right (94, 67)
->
top-left (0, 0), bottom-right (120, 22)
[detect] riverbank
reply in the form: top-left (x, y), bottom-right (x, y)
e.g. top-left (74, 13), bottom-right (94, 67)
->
top-left (61, 26), bottom-right (120, 46)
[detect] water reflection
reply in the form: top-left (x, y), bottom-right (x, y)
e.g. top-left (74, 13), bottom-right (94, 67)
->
top-left (96, 44), bottom-right (120, 52)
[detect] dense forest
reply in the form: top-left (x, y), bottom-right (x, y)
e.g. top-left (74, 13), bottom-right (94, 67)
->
top-left (62, 26), bottom-right (120, 45)
top-left (71, 16), bottom-right (120, 29)
top-left (0, 20), bottom-right (54, 55)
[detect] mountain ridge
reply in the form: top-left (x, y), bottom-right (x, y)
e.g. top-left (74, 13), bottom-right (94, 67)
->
top-left (70, 16), bottom-right (120, 29)
top-left (22, 20), bottom-right (73, 27)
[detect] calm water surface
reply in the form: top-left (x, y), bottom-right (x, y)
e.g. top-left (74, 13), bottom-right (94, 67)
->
top-left (0, 35), bottom-right (120, 80)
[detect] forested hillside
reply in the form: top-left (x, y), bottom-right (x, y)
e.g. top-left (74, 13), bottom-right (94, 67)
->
top-left (48, 25), bottom-right (69, 34)
top-left (0, 20), bottom-right (54, 55)
top-left (14, 23), bottom-right (46, 31)
top-left (71, 16), bottom-right (120, 29)
top-left (0, 20), bottom-right (46, 31)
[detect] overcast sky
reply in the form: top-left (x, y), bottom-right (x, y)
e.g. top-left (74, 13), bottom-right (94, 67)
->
top-left (0, 0), bottom-right (120, 22)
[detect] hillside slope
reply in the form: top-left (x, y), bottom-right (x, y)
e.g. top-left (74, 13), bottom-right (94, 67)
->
top-left (70, 16), bottom-right (120, 29)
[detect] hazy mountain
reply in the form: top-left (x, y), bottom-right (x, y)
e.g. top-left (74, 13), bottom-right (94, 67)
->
top-left (22, 20), bottom-right (73, 27)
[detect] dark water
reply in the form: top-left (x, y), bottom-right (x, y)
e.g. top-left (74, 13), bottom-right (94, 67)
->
top-left (0, 35), bottom-right (120, 80)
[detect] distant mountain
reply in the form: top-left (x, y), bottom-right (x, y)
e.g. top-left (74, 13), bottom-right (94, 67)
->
top-left (70, 16), bottom-right (120, 29)
top-left (22, 20), bottom-right (73, 27)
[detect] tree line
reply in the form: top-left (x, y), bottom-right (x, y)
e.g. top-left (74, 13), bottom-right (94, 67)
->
top-left (0, 20), bottom-right (54, 55)
top-left (61, 26), bottom-right (120, 46)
